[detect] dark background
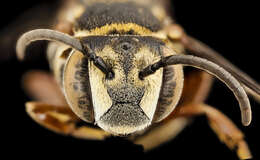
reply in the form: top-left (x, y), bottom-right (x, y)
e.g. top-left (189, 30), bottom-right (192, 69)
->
top-left (0, 0), bottom-right (259, 159)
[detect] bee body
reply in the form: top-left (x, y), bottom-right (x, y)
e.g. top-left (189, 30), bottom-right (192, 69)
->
top-left (16, 0), bottom-right (259, 157)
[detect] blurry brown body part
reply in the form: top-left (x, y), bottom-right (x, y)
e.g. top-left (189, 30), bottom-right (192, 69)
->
top-left (13, 0), bottom-right (258, 159)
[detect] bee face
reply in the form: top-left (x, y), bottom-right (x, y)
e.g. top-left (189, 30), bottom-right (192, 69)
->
top-left (64, 36), bottom-right (165, 135)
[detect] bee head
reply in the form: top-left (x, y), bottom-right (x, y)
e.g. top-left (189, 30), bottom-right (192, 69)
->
top-left (64, 36), bottom-right (166, 135)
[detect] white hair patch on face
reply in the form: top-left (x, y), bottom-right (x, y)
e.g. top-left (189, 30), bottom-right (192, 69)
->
top-left (88, 59), bottom-right (113, 121)
top-left (139, 68), bottom-right (163, 119)
top-left (133, 47), bottom-right (164, 120)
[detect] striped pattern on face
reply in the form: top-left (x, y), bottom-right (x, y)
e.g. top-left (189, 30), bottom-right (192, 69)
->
top-left (82, 36), bottom-right (164, 135)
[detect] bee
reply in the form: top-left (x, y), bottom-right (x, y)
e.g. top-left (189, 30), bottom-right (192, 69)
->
top-left (7, 0), bottom-right (259, 159)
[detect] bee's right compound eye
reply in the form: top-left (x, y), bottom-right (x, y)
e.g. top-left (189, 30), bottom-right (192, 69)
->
top-left (63, 51), bottom-right (94, 123)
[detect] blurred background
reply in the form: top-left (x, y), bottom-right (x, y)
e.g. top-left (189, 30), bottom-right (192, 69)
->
top-left (0, 0), bottom-right (259, 159)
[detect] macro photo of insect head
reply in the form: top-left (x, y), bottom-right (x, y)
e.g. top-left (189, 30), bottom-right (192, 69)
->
top-left (0, 0), bottom-right (259, 159)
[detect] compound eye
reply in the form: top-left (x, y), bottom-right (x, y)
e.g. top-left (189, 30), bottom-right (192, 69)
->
top-left (63, 50), bottom-right (94, 123)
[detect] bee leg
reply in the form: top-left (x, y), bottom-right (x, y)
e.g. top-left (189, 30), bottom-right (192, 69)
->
top-left (26, 102), bottom-right (110, 140)
top-left (176, 103), bottom-right (252, 160)
top-left (71, 124), bottom-right (110, 140)
top-left (26, 101), bottom-right (78, 135)
top-left (22, 70), bottom-right (68, 106)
